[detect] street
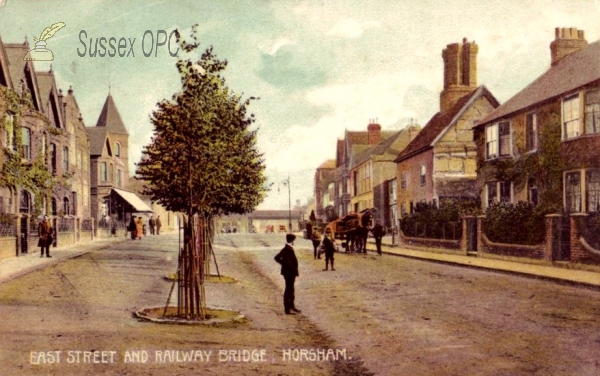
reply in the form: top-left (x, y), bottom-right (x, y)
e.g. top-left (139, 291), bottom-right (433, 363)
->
top-left (1, 232), bottom-right (600, 375)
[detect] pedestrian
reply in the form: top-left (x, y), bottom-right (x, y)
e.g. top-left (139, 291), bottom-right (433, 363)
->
top-left (37, 215), bottom-right (52, 258)
top-left (311, 228), bottom-right (321, 260)
top-left (128, 216), bottom-right (137, 240)
top-left (136, 217), bottom-right (143, 240)
top-left (322, 228), bottom-right (336, 271)
top-left (149, 215), bottom-right (155, 235)
top-left (274, 233), bottom-right (301, 315)
top-left (371, 220), bottom-right (387, 256)
top-left (156, 215), bottom-right (162, 235)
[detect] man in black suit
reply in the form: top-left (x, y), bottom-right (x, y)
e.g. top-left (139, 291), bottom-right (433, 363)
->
top-left (274, 233), bottom-right (301, 315)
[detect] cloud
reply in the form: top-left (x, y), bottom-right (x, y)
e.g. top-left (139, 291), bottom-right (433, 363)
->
top-left (326, 19), bottom-right (380, 39)
top-left (269, 37), bottom-right (294, 55)
top-left (256, 44), bottom-right (329, 92)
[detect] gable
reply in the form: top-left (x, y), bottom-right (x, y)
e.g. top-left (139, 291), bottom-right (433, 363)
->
top-left (395, 86), bottom-right (499, 163)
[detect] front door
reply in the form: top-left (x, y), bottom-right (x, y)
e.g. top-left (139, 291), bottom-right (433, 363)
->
top-left (20, 217), bottom-right (28, 254)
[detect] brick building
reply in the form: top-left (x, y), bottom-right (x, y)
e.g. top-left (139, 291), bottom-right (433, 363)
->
top-left (395, 38), bottom-right (499, 218)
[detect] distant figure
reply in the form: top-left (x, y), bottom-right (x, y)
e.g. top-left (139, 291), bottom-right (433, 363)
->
top-left (274, 234), bottom-right (301, 315)
top-left (371, 220), bottom-right (387, 256)
top-left (156, 215), bottom-right (162, 235)
top-left (37, 215), bottom-right (53, 257)
top-left (149, 215), bottom-right (155, 235)
top-left (128, 217), bottom-right (137, 240)
top-left (311, 229), bottom-right (321, 260)
top-left (136, 217), bottom-right (143, 240)
top-left (322, 228), bottom-right (336, 271)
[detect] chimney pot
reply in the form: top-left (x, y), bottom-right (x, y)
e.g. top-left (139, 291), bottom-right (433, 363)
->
top-left (550, 27), bottom-right (587, 66)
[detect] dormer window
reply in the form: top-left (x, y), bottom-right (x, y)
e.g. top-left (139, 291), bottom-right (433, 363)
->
top-left (115, 142), bottom-right (121, 157)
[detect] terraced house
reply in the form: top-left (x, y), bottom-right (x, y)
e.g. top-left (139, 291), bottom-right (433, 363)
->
top-left (0, 38), bottom-right (91, 257)
top-left (476, 27), bottom-right (600, 211)
top-left (333, 121), bottom-right (399, 218)
top-left (349, 123), bottom-right (420, 227)
top-left (474, 27), bottom-right (600, 262)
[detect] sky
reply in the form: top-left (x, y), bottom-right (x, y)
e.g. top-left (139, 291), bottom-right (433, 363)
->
top-left (0, 0), bottom-right (599, 210)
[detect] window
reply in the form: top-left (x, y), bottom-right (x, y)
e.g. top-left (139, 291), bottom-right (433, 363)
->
top-left (486, 181), bottom-right (512, 207)
top-left (109, 163), bottom-right (114, 183)
top-left (63, 197), bottom-right (70, 216)
top-left (41, 133), bottom-right (46, 156)
top-left (529, 187), bottom-right (539, 206)
top-left (486, 182), bottom-right (497, 207)
top-left (72, 192), bottom-right (77, 216)
top-left (101, 162), bottom-right (107, 182)
top-left (50, 143), bottom-right (57, 175)
top-left (565, 172), bottom-right (582, 212)
top-left (62, 146), bottom-right (69, 172)
top-left (3, 113), bottom-right (14, 150)
top-left (115, 142), bottom-right (121, 157)
top-left (526, 113), bottom-right (537, 151)
top-left (587, 170), bottom-right (600, 212)
top-left (499, 122), bottom-right (511, 156)
top-left (563, 95), bottom-right (580, 140)
top-left (485, 123), bottom-right (498, 158)
top-left (585, 89), bottom-right (600, 135)
top-left (499, 181), bottom-right (511, 202)
top-left (409, 201), bottom-right (414, 214)
top-left (19, 190), bottom-right (30, 214)
top-left (401, 172), bottom-right (406, 190)
top-left (420, 165), bottom-right (426, 186)
top-left (116, 169), bottom-right (122, 188)
top-left (486, 122), bottom-right (510, 158)
top-left (21, 128), bottom-right (31, 160)
top-left (51, 197), bottom-right (57, 216)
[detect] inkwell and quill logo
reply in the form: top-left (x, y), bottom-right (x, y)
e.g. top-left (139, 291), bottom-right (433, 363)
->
top-left (24, 22), bottom-right (66, 61)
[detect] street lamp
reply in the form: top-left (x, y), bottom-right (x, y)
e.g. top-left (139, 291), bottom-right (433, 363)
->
top-left (280, 175), bottom-right (292, 232)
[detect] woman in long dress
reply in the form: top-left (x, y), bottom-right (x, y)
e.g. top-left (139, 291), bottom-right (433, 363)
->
top-left (135, 217), bottom-right (143, 240)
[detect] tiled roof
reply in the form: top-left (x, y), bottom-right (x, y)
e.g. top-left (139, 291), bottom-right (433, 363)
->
top-left (0, 37), bottom-right (13, 88)
top-left (4, 43), bottom-right (42, 110)
top-left (87, 127), bottom-right (107, 156)
top-left (395, 86), bottom-right (498, 163)
top-left (317, 159), bottom-right (336, 169)
top-left (35, 71), bottom-right (58, 118)
top-left (353, 129), bottom-right (408, 166)
top-left (478, 40), bottom-right (600, 126)
top-left (4, 43), bottom-right (27, 92)
top-left (96, 94), bottom-right (129, 134)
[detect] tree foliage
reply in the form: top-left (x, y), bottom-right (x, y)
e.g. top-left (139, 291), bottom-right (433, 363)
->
top-left (136, 25), bottom-right (267, 217)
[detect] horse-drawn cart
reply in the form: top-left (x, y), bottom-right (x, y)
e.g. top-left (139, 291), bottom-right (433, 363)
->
top-left (324, 209), bottom-right (374, 253)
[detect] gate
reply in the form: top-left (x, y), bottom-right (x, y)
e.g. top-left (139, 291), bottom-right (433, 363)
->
top-left (553, 214), bottom-right (571, 261)
top-left (466, 217), bottom-right (478, 253)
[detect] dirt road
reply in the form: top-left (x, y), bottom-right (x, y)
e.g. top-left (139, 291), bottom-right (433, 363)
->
top-left (1, 232), bottom-right (600, 375)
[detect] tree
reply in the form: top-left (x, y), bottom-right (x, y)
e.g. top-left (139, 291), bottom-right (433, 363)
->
top-left (136, 25), bottom-right (267, 319)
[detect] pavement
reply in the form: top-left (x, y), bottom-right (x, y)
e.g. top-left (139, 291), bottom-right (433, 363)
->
top-left (0, 236), bottom-right (129, 284)
top-left (3, 232), bottom-right (600, 290)
top-left (364, 235), bottom-right (600, 289)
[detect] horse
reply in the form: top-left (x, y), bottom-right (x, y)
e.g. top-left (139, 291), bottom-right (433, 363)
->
top-left (340, 210), bottom-right (374, 253)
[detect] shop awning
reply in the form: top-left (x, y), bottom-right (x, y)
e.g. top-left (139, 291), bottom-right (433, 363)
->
top-left (108, 188), bottom-right (154, 213)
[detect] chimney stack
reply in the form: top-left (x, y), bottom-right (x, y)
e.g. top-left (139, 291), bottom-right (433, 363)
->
top-left (550, 27), bottom-right (587, 66)
top-left (367, 119), bottom-right (381, 145)
top-left (440, 38), bottom-right (478, 113)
